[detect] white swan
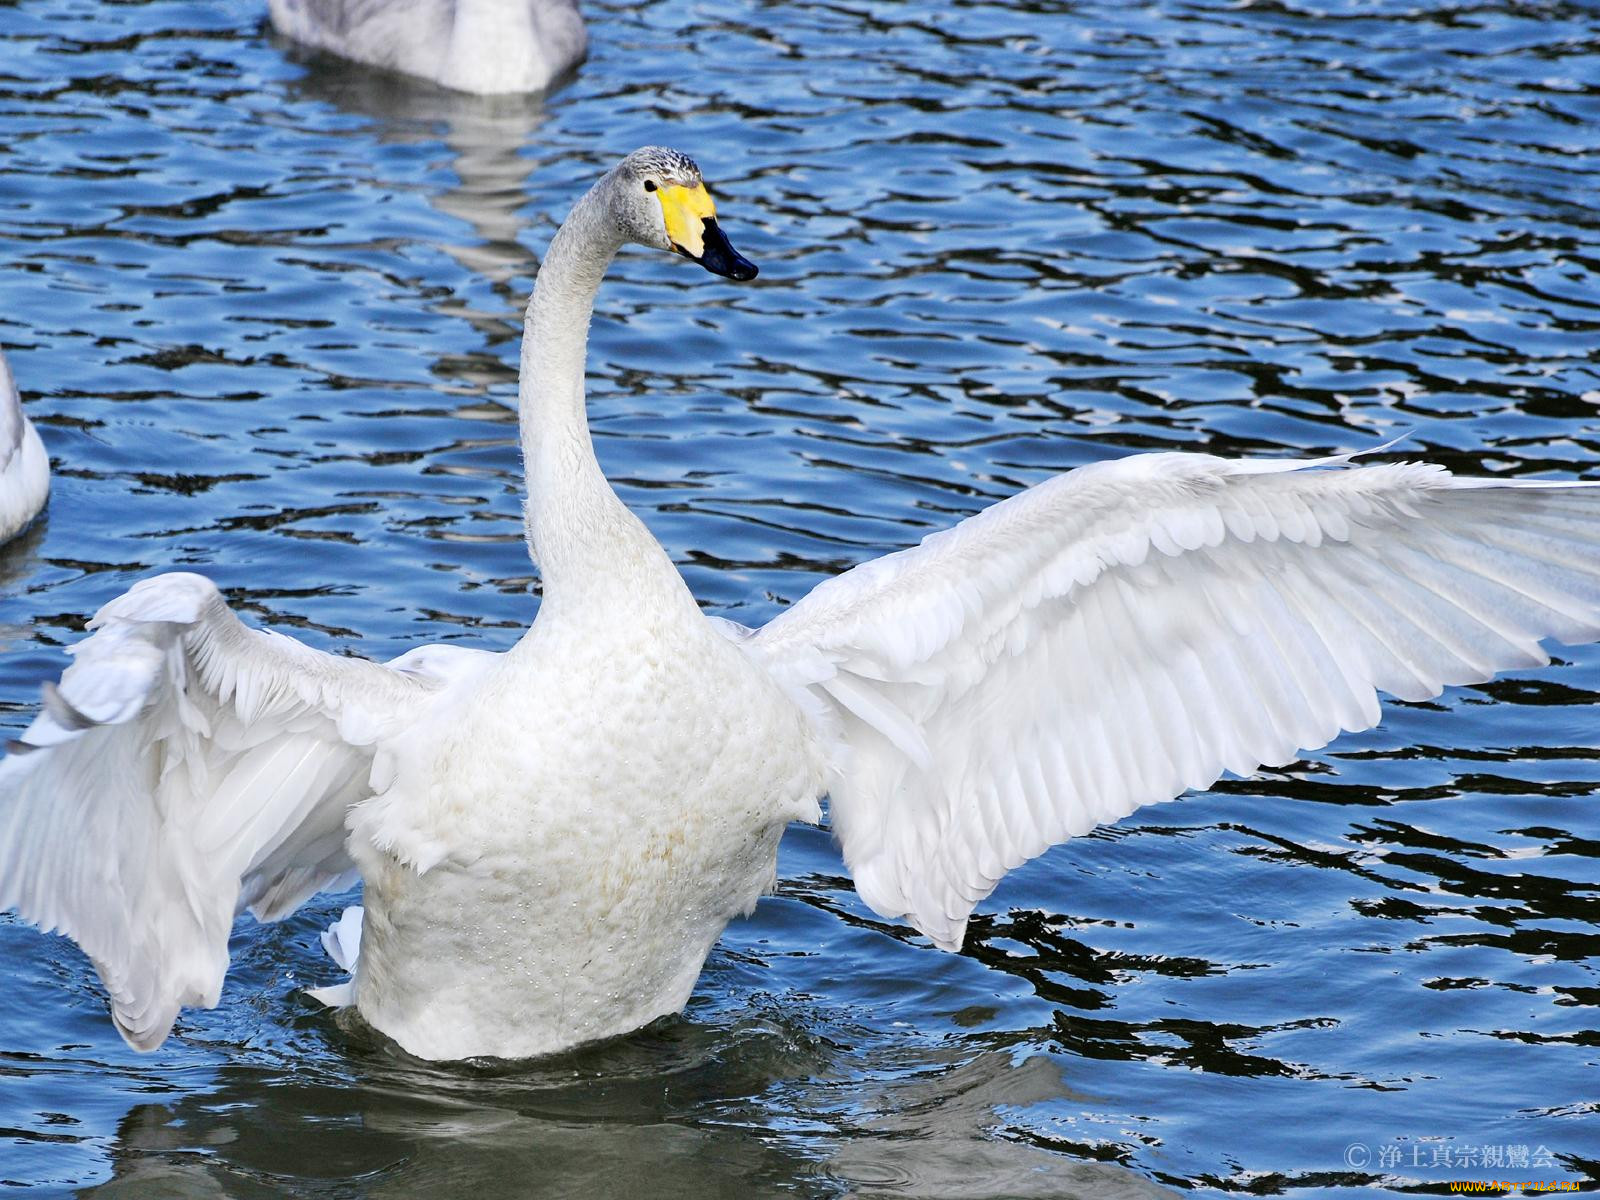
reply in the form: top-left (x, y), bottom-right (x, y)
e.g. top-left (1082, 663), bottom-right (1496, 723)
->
top-left (0, 351), bottom-right (48, 544)
top-left (268, 0), bottom-right (586, 96)
top-left (5, 146), bottom-right (1600, 1060)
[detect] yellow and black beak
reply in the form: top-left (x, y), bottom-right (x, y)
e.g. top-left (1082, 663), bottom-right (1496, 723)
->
top-left (656, 183), bottom-right (757, 281)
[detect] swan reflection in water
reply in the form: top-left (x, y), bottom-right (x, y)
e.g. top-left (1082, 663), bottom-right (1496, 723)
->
top-left (77, 1016), bottom-right (1172, 1199)
top-left (280, 46), bottom-right (559, 373)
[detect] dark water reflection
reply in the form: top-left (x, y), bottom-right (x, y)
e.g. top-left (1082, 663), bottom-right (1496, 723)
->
top-left (77, 1036), bottom-right (1167, 1198)
top-left (2, 0), bottom-right (1599, 1194)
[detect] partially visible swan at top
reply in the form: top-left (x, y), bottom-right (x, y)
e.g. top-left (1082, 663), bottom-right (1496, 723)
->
top-left (0, 351), bottom-right (48, 544)
top-left (268, 0), bottom-right (586, 95)
top-left (6, 147), bottom-right (1600, 1060)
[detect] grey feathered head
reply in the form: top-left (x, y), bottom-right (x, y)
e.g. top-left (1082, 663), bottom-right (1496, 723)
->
top-left (603, 147), bottom-right (755, 281)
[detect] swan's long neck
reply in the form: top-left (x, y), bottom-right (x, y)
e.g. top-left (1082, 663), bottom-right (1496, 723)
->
top-left (518, 185), bottom-right (683, 618)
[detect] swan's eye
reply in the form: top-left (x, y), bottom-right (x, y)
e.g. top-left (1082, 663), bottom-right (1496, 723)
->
top-left (643, 180), bottom-right (657, 193)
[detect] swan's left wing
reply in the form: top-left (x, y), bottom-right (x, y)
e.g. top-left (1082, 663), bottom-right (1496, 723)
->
top-left (745, 452), bottom-right (1600, 949)
top-left (0, 573), bottom-right (490, 1048)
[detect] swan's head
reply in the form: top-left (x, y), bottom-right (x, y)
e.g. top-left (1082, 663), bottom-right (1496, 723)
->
top-left (604, 147), bottom-right (757, 282)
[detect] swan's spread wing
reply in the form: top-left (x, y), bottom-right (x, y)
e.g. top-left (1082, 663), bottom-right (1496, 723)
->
top-left (0, 573), bottom-right (483, 1050)
top-left (748, 453), bottom-right (1600, 949)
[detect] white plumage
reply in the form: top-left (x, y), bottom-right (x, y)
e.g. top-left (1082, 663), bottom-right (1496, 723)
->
top-left (268, 0), bottom-right (586, 96)
top-left (4, 147), bottom-right (1600, 1059)
top-left (0, 572), bottom-right (492, 1048)
top-left (746, 451), bottom-right (1600, 949)
top-left (0, 351), bottom-right (48, 544)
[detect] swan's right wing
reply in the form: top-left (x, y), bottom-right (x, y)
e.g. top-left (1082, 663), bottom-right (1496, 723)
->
top-left (0, 573), bottom-right (490, 1050)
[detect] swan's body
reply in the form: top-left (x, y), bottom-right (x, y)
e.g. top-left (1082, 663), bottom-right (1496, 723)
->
top-left (268, 0), bottom-right (586, 95)
top-left (0, 352), bottom-right (48, 544)
top-left (6, 147), bottom-right (1600, 1060)
top-left (352, 608), bottom-right (820, 1059)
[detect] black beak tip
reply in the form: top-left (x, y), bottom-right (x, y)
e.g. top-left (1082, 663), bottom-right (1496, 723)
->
top-left (694, 218), bottom-right (758, 283)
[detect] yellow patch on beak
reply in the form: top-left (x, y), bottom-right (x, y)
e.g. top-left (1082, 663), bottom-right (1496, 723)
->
top-left (657, 183), bottom-right (717, 258)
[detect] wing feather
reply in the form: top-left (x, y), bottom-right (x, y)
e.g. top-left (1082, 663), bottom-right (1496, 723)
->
top-left (0, 572), bottom-right (488, 1049)
top-left (747, 453), bottom-right (1600, 949)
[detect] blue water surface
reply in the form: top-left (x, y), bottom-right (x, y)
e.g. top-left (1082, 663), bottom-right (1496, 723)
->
top-left (1, 0), bottom-right (1598, 1195)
